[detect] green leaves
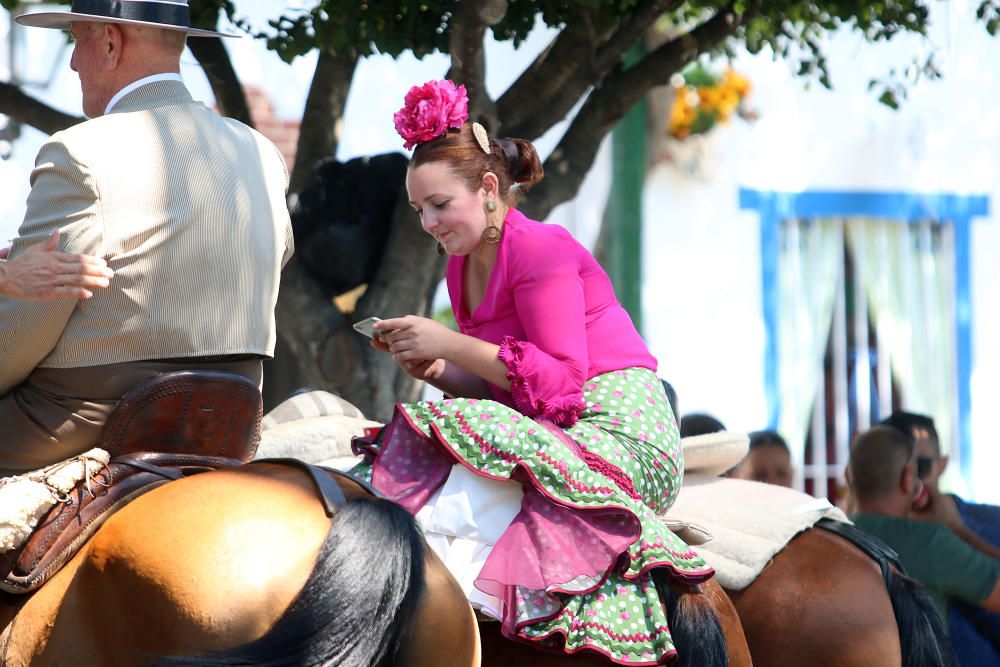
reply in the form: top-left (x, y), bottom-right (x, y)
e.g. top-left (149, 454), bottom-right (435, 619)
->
top-left (977, 0), bottom-right (1000, 35)
top-left (867, 52), bottom-right (941, 109)
top-left (244, 0), bottom-right (646, 62)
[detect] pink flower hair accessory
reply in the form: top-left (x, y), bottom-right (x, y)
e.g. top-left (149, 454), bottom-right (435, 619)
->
top-left (393, 79), bottom-right (469, 150)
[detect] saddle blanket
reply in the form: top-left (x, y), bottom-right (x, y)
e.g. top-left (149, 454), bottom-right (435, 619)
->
top-left (663, 474), bottom-right (850, 590)
top-left (0, 449), bottom-right (110, 553)
top-left (257, 391), bottom-right (380, 470)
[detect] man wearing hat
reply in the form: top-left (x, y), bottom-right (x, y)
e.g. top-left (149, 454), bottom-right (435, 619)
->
top-left (0, 0), bottom-right (294, 474)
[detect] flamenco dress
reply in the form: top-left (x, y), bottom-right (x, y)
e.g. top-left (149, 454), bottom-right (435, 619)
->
top-left (353, 209), bottom-right (712, 665)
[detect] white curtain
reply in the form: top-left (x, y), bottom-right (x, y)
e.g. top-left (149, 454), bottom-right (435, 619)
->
top-left (846, 220), bottom-right (959, 467)
top-left (776, 218), bottom-right (843, 471)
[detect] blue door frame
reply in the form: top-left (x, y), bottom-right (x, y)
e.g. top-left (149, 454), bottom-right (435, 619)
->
top-left (739, 188), bottom-right (989, 484)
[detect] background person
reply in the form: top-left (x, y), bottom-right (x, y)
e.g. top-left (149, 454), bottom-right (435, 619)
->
top-left (679, 412), bottom-right (726, 437)
top-left (731, 430), bottom-right (794, 487)
top-left (352, 79), bottom-right (712, 664)
top-left (882, 411), bottom-right (1000, 662)
top-left (1, 0), bottom-right (293, 474)
top-left (848, 425), bottom-right (1000, 627)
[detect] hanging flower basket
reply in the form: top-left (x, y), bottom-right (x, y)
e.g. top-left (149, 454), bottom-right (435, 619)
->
top-left (667, 64), bottom-right (756, 140)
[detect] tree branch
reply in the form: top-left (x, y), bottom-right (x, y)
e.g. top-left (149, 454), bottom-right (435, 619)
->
top-left (495, 21), bottom-right (595, 136)
top-left (448, 0), bottom-right (507, 128)
top-left (288, 49), bottom-right (358, 194)
top-left (522, 3), bottom-right (745, 220)
top-left (187, 37), bottom-right (252, 127)
top-left (0, 82), bottom-right (81, 135)
top-left (499, 0), bottom-right (679, 140)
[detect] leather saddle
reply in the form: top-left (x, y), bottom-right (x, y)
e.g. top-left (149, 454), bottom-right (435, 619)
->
top-left (0, 371), bottom-right (265, 594)
top-left (101, 371), bottom-right (263, 461)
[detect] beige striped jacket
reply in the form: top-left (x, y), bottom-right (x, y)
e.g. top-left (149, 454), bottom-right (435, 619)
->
top-left (0, 79), bottom-right (294, 395)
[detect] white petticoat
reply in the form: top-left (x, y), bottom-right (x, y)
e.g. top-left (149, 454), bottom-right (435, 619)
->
top-left (414, 464), bottom-right (523, 620)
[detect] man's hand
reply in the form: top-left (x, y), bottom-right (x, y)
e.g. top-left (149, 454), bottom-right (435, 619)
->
top-left (910, 487), bottom-right (964, 531)
top-left (0, 230), bottom-right (113, 301)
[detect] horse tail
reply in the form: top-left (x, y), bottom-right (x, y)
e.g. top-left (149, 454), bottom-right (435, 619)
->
top-left (885, 567), bottom-right (958, 667)
top-left (657, 574), bottom-right (729, 667)
top-left (816, 518), bottom-right (957, 667)
top-left (154, 496), bottom-right (425, 667)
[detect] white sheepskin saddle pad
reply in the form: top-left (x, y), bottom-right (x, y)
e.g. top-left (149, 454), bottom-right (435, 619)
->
top-left (256, 391), bottom-right (378, 469)
top-left (664, 474), bottom-right (849, 590)
top-left (0, 449), bottom-right (110, 553)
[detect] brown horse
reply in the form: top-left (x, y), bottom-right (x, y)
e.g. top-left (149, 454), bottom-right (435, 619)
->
top-left (0, 462), bottom-right (750, 667)
top-left (0, 463), bottom-right (480, 667)
top-left (726, 519), bottom-right (957, 667)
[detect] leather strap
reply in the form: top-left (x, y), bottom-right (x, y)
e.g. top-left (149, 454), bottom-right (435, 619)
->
top-left (253, 458), bottom-right (347, 517)
top-left (321, 465), bottom-right (385, 499)
top-left (115, 457), bottom-right (184, 480)
top-left (815, 517), bottom-right (905, 587)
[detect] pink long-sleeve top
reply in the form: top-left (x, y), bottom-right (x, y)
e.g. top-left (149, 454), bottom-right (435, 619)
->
top-left (447, 208), bottom-right (657, 428)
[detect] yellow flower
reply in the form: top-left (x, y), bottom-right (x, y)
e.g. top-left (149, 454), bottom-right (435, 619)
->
top-left (723, 69), bottom-right (751, 96)
top-left (666, 68), bottom-right (754, 140)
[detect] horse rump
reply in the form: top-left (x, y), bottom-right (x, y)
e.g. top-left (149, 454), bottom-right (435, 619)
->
top-left (151, 496), bottom-right (425, 667)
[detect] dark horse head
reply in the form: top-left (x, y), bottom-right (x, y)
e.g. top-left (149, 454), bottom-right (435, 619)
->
top-left (291, 152), bottom-right (408, 296)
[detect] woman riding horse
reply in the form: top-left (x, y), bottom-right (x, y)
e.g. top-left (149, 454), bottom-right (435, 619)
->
top-left (344, 79), bottom-right (716, 665)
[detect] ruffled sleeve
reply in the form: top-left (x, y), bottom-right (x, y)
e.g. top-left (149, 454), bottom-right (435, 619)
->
top-left (498, 336), bottom-right (585, 427)
top-left (495, 219), bottom-right (590, 427)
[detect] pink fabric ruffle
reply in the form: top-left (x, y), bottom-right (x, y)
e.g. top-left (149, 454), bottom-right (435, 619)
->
top-left (499, 336), bottom-right (585, 428)
top-left (476, 487), bottom-right (639, 595)
top-left (369, 415), bottom-right (453, 514)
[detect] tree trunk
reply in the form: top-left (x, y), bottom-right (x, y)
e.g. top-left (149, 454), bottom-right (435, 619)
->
top-left (288, 49), bottom-right (358, 195)
top-left (270, 188), bottom-right (445, 420)
top-left (187, 37), bottom-right (253, 127)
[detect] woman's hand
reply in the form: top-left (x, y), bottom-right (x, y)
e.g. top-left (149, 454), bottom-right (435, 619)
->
top-left (0, 230), bottom-right (113, 301)
top-left (369, 315), bottom-right (504, 397)
top-left (377, 315), bottom-right (456, 363)
top-left (398, 357), bottom-right (447, 382)
top-left (369, 333), bottom-right (446, 381)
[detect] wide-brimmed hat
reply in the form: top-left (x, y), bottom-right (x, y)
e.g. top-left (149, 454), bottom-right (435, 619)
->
top-left (14, 0), bottom-right (238, 38)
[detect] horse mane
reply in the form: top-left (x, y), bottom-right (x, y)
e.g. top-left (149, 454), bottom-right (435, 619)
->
top-left (884, 566), bottom-right (959, 667)
top-left (151, 496), bottom-right (426, 667)
top-left (656, 575), bottom-right (729, 667)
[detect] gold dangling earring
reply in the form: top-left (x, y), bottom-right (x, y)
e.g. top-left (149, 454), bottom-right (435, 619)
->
top-left (481, 197), bottom-right (502, 246)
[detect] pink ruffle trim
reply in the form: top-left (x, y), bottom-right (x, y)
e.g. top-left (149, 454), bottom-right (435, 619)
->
top-left (498, 336), bottom-right (584, 428)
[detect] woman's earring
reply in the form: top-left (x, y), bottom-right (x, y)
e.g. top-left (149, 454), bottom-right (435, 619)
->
top-left (481, 223), bottom-right (502, 245)
top-left (481, 197), bottom-right (502, 245)
top-left (437, 242), bottom-right (446, 256)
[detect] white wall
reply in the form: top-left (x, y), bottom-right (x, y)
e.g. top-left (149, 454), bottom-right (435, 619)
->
top-left (643, 0), bottom-right (1000, 501)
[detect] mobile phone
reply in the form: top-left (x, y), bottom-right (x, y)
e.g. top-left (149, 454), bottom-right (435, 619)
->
top-left (353, 316), bottom-right (383, 339)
